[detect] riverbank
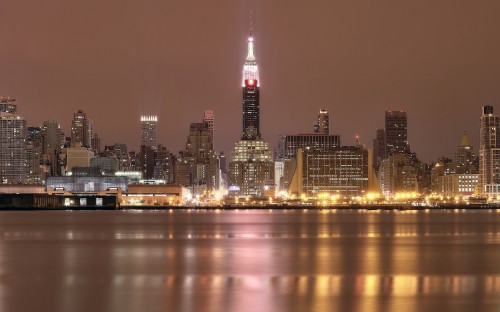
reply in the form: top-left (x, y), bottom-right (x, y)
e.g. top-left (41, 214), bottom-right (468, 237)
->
top-left (0, 203), bottom-right (499, 211)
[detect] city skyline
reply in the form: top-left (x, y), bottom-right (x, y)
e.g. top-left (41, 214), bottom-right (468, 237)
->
top-left (2, 1), bottom-right (500, 161)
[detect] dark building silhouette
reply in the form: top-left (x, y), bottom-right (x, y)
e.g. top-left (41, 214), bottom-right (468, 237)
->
top-left (385, 111), bottom-right (409, 155)
top-left (372, 128), bottom-right (386, 169)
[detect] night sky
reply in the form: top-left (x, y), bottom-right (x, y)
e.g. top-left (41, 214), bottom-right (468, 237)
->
top-left (1, 0), bottom-right (500, 162)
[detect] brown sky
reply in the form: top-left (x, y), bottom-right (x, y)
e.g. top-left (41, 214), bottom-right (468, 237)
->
top-left (1, 0), bottom-right (500, 162)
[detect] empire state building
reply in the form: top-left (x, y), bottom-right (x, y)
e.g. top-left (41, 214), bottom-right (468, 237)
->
top-left (229, 22), bottom-right (274, 197)
top-left (242, 33), bottom-right (260, 140)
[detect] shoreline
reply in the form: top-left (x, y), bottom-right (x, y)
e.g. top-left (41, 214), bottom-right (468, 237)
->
top-left (0, 203), bottom-right (499, 211)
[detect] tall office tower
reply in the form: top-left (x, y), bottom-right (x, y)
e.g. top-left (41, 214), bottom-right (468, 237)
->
top-left (455, 132), bottom-right (474, 167)
top-left (91, 133), bottom-right (101, 155)
top-left (71, 110), bottom-right (92, 148)
top-left (479, 106), bottom-right (500, 195)
top-left (26, 127), bottom-right (43, 184)
top-left (41, 120), bottom-right (63, 177)
top-left (385, 110), bottom-right (409, 155)
top-left (372, 128), bottom-right (386, 169)
top-left (314, 109), bottom-right (329, 134)
top-left (229, 21), bottom-right (274, 197)
top-left (203, 110), bottom-right (214, 142)
top-left (140, 115), bottom-right (158, 151)
top-left (139, 145), bottom-right (155, 179)
top-left (87, 120), bottom-right (93, 148)
top-left (241, 26), bottom-right (260, 140)
top-left (41, 120), bottom-right (62, 154)
top-left (0, 97), bottom-right (27, 184)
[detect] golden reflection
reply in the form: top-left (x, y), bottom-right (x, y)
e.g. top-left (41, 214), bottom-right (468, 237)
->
top-left (158, 274), bottom-right (500, 312)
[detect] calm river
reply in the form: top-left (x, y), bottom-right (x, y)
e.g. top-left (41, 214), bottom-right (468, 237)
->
top-left (0, 209), bottom-right (499, 312)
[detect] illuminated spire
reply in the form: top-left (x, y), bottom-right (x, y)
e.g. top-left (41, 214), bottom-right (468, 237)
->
top-left (246, 12), bottom-right (255, 62)
top-left (242, 11), bottom-right (259, 86)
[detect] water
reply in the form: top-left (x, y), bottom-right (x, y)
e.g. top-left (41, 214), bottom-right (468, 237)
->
top-left (0, 209), bottom-right (499, 312)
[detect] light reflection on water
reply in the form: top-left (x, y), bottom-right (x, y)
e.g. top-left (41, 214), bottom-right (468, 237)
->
top-left (0, 210), bottom-right (498, 312)
top-left (49, 274), bottom-right (500, 296)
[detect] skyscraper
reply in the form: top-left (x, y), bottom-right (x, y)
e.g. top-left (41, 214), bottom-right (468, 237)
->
top-left (385, 110), bottom-right (409, 155)
top-left (41, 120), bottom-right (62, 177)
top-left (140, 115), bottom-right (158, 150)
top-left (26, 127), bottom-right (43, 184)
top-left (229, 20), bottom-right (274, 197)
top-left (91, 132), bottom-right (101, 155)
top-left (455, 132), bottom-right (474, 167)
top-left (176, 121), bottom-right (218, 190)
top-left (314, 109), bottom-right (329, 135)
top-left (42, 120), bottom-right (62, 154)
top-left (479, 105), bottom-right (500, 195)
top-left (0, 97), bottom-right (26, 184)
top-left (203, 110), bottom-right (214, 142)
top-left (372, 128), bottom-right (386, 169)
top-left (71, 110), bottom-right (92, 148)
top-left (241, 26), bottom-right (260, 140)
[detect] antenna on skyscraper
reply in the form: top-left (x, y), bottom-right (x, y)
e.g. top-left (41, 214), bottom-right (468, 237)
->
top-left (249, 11), bottom-right (253, 37)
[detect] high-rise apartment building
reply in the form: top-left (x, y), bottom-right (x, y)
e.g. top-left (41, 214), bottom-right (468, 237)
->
top-left (176, 121), bottom-right (218, 190)
top-left (314, 109), bottom-right (329, 135)
top-left (71, 110), bottom-right (92, 148)
top-left (385, 111), bottom-right (409, 155)
top-left (0, 97), bottom-right (27, 184)
top-left (140, 115), bottom-right (157, 151)
top-left (229, 23), bottom-right (274, 197)
top-left (479, 105), bottom-right (500, 195)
